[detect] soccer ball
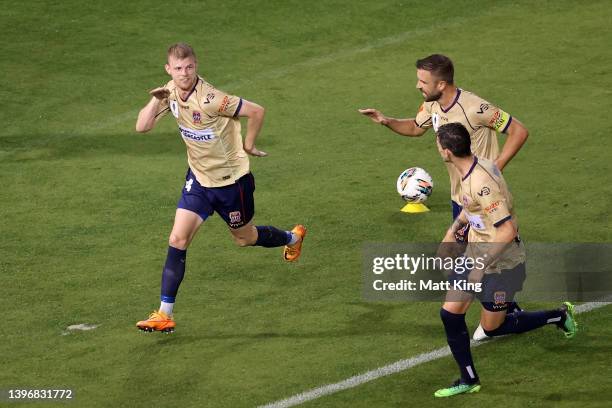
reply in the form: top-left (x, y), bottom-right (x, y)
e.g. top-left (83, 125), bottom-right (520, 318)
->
top-left (396, 167), bottom-right (433, 203)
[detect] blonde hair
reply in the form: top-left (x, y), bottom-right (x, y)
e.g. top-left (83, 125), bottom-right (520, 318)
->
top-left (167, 43), bottom-right (196, 61)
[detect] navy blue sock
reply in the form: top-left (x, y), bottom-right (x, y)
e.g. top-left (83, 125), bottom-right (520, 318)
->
top-left (254, 226), bottom-right (291, 248)
top-left (483, 309), bottom-right (564, 337)
top-left (440, 309), bottom-right (479, 384)
top-left (160, 246), bottom-right (187, 302)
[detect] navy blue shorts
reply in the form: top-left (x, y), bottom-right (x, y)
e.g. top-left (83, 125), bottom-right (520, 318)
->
top-left (448, 262), bottom-right (526, 312)
top-left (177, 169), bottom-right (255, 229)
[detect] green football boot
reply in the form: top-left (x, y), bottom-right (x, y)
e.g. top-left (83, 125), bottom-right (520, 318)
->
top-left (434, 379), bottom-right (481, 398)
top-left (560, 301), bottom-right (578, 338)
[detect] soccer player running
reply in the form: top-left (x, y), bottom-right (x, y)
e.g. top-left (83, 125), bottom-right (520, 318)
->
top-left (134, 43), bottom-right (306, 333)
top-left (432, 123), bottom-right (577, 397)
top-left (359, 54), bottom-right (528, 335)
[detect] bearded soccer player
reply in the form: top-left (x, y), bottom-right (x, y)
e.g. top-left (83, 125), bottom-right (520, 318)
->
top-left (134, 43), bottom-right (306, 333)
top-left (359, 54), bottom-right (528, 333)
top-left (432, 123), bottom-right (576, 397)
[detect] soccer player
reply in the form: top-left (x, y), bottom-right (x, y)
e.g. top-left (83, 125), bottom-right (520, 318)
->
top-left (358, 54), bottom-right (529, 221)
top-left (359, 54), bottom-right (528, 330)
top-left (134, 43), bottom-right (306, 333)
top-left (432, 123), bottom-right (577, 397)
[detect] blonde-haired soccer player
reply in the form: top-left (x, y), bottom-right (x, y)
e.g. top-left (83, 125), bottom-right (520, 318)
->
top-left (134, 43), bottom-right (306, 333)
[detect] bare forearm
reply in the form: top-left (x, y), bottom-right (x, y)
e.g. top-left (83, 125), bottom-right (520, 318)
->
top-left (136, 97), bottom-right (162, 133)
top-left (243, 110), bottom-right (265, 150)
top-left (496, 119), bottom-right (529, 170)
top-left (382, 118), bottom-right (426, 137)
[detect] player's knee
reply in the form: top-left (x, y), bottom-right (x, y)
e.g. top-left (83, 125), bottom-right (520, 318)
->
top-left (169, 234), bottom-right (190, 250)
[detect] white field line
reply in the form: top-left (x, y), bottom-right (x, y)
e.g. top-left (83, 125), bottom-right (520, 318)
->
top-left (259, 298), bottom-right (612, 408)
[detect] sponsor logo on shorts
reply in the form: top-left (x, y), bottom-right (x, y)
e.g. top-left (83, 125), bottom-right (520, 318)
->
top-left (229, 211), bottom-right (242, 224)
top-left (494, 291), bottom-right (506, 305)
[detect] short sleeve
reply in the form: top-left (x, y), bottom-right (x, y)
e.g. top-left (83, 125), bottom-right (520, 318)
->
top-left (202, 88), bottom-right (242, 118)
top-left (473, 101), bottom-right (512, 133)
top-left (415, 103), bottom-right (432, 129)
top-left (476, 182), bottom-right (512, 227)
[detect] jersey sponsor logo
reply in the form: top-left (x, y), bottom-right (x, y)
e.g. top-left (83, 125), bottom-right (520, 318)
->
top-left (477, 103), bottom-right (489, 114)
top-left (229, 211), bottom-right (242, 224)
top-left (466, 211), bottom-right (485, 230)
top-left (204, 93), bottom-right (215, 104)
top-left (219, 95), bottom-right (231, 113)
top-left (193, 111), bottom-right (201, 124)
top-left (170, 100), bottom-right (179, 118)
top-left (477, 186), bottom-right (491, 196)
top-left (179, 125), bottom-right (217, 142)
top-left (485, 200), bottom-right (502, 214)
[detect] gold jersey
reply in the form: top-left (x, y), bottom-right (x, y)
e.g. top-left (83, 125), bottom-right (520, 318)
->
top-left (155, 76), bottom-right (248, 187)
top-left (415, 89), bottom-right (513, 204)
top-left (460, 157), bottom-right (525, 272)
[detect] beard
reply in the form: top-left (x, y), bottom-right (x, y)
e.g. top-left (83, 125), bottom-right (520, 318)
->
top-left (423, 89), bottom-right (442, 102)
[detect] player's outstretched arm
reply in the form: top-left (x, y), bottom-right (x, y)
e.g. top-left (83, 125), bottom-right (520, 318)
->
top-left (135, 87), bottom-right (170, 133)
top-left (358, 108), bottom-right (427, 137)
top-left (495, 118), bottom-right (529, 171)
top-left (238, 99), bottom-right (267, 157)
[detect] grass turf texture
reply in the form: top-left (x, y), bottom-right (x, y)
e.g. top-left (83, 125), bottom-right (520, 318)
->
top-left (1, 0), bottom-right (611, 407)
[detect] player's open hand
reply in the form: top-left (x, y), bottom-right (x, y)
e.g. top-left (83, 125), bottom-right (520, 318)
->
top-left (358, 108), bottom-right (387, 124)
top-left (244, 145), bottom-right (268, 157)
top-left (149, 87), bottom-right (170, 100)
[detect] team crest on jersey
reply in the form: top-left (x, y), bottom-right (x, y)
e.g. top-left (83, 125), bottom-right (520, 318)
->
top-left (229, 211), bottom-right (242, 224)
top-left (193, 111), bottom-right (201, 124)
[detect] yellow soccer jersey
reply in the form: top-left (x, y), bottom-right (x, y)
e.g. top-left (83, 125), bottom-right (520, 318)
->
top-left (415, 89), bottom-right (512, 204)
top-left (460, 157), bottom-right (525, 272)
top-left (155, 76), bottom-right (248, 187)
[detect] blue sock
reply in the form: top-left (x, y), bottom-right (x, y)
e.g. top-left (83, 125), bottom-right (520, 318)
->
top-left (440, 309), bottom-right (479, 384)
top-left (483, 309), bottom-right (564, 337)
top-left (254, 226), bottom-right (291, 248)
top-left (160, 246), bottom-right (187, 303)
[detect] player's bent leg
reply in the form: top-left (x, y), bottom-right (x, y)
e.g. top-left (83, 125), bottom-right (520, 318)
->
top-left (480, 302), bottom-right (575, 338)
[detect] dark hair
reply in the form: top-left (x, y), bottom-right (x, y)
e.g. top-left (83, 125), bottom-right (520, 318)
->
top-left (415, 54), bottom-right (454, 84)
top-left (167, 43), bottom-right (196, 61)
top-left (437, 123), bottom-right (471, 157)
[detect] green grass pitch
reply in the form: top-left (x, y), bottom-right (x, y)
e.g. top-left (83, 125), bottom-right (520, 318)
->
top-left (1, 0), bottom-right (611, 407)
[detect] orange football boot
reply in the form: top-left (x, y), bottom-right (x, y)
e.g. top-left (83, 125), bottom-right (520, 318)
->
top-left (283, 224), bottom-right (307, 262)
top-left (136, 310), bottom-right (176, 333)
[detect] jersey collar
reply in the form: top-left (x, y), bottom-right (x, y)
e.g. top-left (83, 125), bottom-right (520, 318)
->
top-left (179, 77), bottom-right (200, 102)
top-left (462, 155), bottom-right (478, 181)
top-left (441, 88), bottom-right (461, 113)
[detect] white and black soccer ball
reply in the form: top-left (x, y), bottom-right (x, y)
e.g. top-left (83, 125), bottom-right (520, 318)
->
top-left (396, 167), bottom-right (434, 203)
